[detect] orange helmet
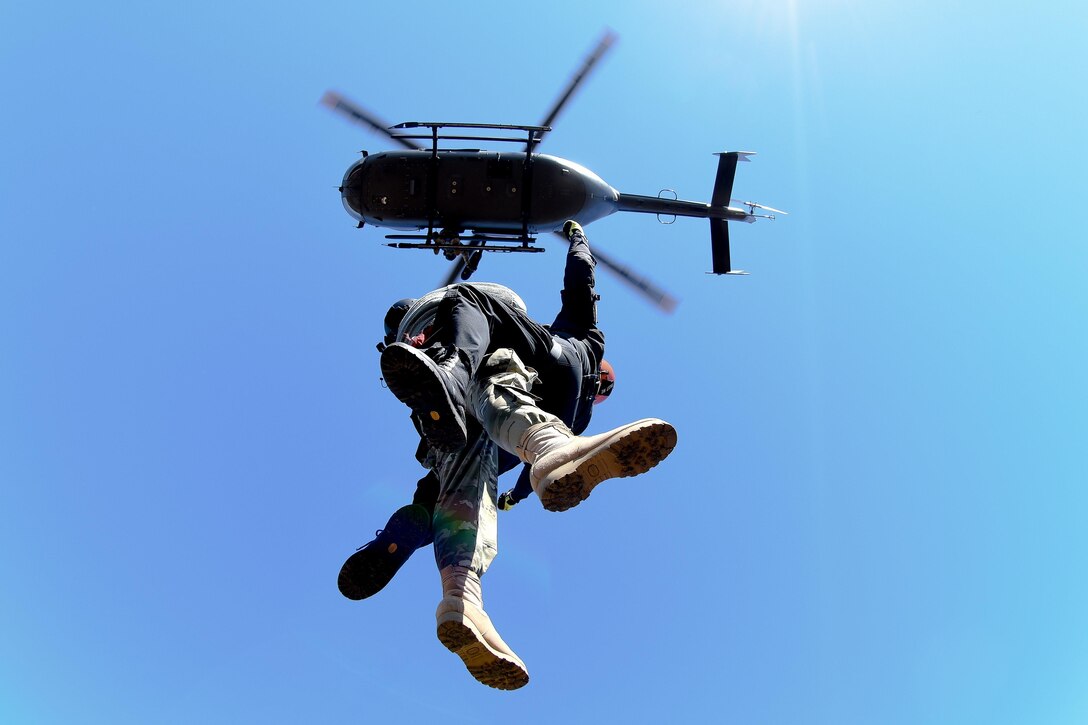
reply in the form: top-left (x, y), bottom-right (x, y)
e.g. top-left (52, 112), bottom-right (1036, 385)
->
top-left (594, 360), bottom-right (615, 404)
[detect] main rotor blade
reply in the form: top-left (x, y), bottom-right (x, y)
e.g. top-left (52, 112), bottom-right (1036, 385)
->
top-left (531, 29), bottom-right (617, 148)
top-left (435, 233), bottom-right (676, 312)
top-left (553, 232), bottom-right (678, 313)
top-left (320, 91), bottom-right (423, 151)
top-left (440, 257), bottom-right (467, 287)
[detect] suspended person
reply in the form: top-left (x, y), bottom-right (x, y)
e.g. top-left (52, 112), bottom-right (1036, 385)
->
top-left (346, 221), bottom-right (676, 689)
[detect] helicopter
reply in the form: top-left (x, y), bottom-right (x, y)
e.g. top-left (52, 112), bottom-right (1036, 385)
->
top-left (321, 31), bottom-right (783, 311)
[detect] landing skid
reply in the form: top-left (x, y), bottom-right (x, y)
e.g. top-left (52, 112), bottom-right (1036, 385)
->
top-left (384, 233), bottom-right (545, 254)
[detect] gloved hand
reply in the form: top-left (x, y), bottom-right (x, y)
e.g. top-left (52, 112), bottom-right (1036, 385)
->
top-left (562, 219), bottom-right (584, 240)
top-left (497, 490), bottom-right (518, 511)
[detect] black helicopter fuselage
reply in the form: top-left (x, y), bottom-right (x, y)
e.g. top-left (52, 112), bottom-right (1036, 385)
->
top-left (340, 150), bottom-right (625, 236)
top-left (340, 149), bottom-right (751, 237)
top-left (324, 29), bottom-right (772, 277)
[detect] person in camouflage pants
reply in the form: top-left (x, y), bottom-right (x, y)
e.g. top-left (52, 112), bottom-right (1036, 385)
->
top-left (341, 223), bottom-right (677, 690)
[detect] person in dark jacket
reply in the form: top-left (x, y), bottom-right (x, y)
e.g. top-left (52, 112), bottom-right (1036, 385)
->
top-left (340, 222), bottom-right (676, 690)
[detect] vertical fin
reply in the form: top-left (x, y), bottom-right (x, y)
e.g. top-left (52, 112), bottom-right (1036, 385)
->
top-left (710, 218), bottom-right (732, 275)
top-left (711, 152), bottom-right (740, 208)
top-left (709, 152), bottom-right (752, 275)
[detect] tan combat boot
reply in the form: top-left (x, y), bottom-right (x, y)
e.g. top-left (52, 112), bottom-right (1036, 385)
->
top-left (435, 566), bottom-right (529, 690)
top-left (518, 419), bottom-right (678, 512)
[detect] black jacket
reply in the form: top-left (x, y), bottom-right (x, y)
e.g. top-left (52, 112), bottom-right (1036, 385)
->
top-left (502, 233), bottom-right (604, 505)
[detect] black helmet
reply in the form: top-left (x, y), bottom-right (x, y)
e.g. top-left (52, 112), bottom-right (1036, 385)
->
top-left (383, 298), bottom-right (415, 345)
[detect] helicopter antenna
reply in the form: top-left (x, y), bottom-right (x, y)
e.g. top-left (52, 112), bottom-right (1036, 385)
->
top-left (530, 29), bottom-right (617, 149)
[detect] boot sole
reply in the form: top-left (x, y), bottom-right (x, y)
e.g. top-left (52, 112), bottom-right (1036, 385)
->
top-left (436, 617), bottom-right (530, 691)
top-left (380, 344), bottom-right (467, 451)
top-left (337, 505), bottom-right (431, 600)
top-left (539, 419), bottom-right (678, 512)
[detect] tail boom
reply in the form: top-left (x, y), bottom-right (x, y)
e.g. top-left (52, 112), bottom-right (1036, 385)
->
top-left (615, 193), bottom-right (747, 220)
top-left (616, 151), bottom-right (757, 275)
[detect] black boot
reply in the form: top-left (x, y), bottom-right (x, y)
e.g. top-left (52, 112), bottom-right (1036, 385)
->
top-left (380, 343), bottom-right (470, 451)
top-left (338, 504), bottom-right (431, 600)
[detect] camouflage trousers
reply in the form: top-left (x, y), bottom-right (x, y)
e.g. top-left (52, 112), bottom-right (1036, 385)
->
top-left (430, 348), bottom-right (562, 575)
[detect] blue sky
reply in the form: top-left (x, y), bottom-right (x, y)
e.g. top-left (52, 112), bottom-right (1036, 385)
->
top-left (2, 1), bottom-right (1086, 723)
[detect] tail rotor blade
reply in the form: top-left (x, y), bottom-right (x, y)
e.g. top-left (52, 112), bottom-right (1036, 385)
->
top-left (532, 29), bottom-right (617, 148)
top-left (320, 91), bottom-right (423, 151)
top-left (731, 198), bottom-right (789, 216)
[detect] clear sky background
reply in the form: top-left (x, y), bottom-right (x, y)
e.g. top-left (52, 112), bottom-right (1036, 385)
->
top-left (2, 1), bottom-right (1086, 723)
